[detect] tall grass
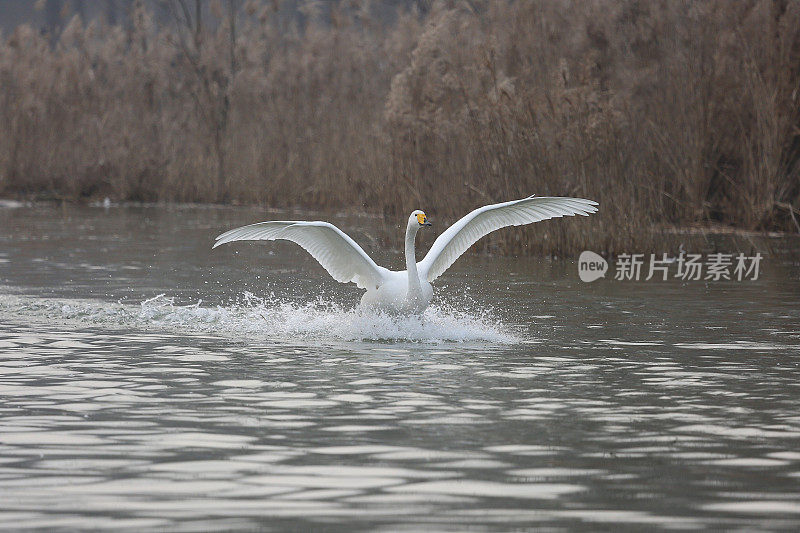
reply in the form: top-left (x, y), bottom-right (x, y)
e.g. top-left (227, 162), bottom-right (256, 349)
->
top-left (0, 0), bottom-right (798, 255)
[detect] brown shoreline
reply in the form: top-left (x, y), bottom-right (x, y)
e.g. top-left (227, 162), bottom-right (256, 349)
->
top-left (1, 2), bottom-right (798, 256)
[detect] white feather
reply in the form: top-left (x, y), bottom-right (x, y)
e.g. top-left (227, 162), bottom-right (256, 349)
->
top-left (213, 195), bottom-right (598, 312)
top-left (418, 196), bottom-right (598, 282)
top-left (213, 221), bottom-right (389, 290)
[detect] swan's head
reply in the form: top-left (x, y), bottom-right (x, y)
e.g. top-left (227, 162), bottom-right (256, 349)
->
top-left (410, 210), bottom-right (432, 228)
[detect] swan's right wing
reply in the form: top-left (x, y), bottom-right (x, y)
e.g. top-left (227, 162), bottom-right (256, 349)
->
top-left (213, 221), bottom-right (389, 289)
top-left (419, 196), bottom-right (598, 282)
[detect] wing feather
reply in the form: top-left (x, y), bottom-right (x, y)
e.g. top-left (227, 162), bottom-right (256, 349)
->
top-left (213, 220), bottom-right (388, 289)
top-left (419, 196), bottom-right (598, 282)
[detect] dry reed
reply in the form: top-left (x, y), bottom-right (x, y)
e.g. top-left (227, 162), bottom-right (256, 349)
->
top-left (0, 0), bottom-right (798, 255)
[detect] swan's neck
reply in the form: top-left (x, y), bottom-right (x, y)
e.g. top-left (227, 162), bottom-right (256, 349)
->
top-left (405, 222), bottom-right (421, 297)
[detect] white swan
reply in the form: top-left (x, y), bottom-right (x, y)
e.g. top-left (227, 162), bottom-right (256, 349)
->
top-left (213, 195), bottom-right (598, 313)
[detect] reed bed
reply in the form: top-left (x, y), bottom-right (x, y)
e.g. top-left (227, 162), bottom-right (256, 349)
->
top-left (1, 0), bottom-right (798, 255)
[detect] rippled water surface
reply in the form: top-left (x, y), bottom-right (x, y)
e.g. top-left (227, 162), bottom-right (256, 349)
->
top-left (1, 204), bottom-right (799, 531)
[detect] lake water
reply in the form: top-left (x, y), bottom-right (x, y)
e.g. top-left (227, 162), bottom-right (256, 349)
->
top-left (1, 203), bottom-right (799, 531)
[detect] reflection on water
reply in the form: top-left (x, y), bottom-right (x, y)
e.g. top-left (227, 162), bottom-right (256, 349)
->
top-left (1, 204), bottom-right (799, 530)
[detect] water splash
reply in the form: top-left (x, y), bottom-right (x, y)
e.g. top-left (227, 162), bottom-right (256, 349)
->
top-left (0, 292), bottom-right (518, 344)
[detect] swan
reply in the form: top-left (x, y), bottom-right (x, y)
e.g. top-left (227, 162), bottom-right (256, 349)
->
top-left (213, 195), bottom-right (598, 313)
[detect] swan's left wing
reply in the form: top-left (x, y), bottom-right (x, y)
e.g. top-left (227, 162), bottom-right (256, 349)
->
top-left (419, 196), bottom-right (598, 282)
top-left (213, 221), bottom-right (389, 289)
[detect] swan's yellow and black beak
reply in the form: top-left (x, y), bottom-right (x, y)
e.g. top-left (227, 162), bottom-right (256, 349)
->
top-left (416, 213), bottom-right (432, 226)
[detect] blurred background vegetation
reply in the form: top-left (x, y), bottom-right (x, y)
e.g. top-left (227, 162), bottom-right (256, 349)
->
top-left (0, 0), bottom-right (798, 254)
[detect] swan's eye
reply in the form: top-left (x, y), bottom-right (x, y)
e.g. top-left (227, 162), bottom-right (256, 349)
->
top-left (416, 213), bottom-right (426, 225)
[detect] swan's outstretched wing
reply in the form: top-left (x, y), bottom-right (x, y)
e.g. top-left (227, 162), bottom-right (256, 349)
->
top-left (213, 221), bottom-right (389, 289)
top-left (419, 196), bottom-right (598, 282)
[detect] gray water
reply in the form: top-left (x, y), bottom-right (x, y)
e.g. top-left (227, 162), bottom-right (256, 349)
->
top-left (1, 203), bottom-right (799, 531)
